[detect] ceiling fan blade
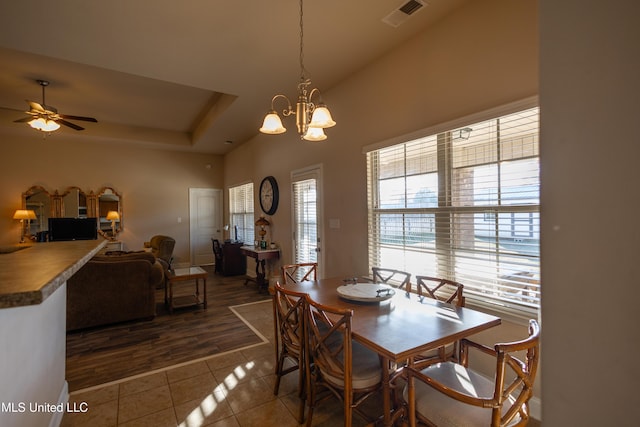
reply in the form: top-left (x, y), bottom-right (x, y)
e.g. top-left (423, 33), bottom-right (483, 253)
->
top-left (59, 114), bottom-right (98, 123)
top-left (14, 116), bottom-right (33, 123)
top-left (27, 100), bottom-right (45, 113)
top-left (57, 119), bottom-right (85, 131)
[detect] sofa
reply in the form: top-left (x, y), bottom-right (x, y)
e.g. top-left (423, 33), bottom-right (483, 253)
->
top-left (66, 251), bottom-right (164, 331)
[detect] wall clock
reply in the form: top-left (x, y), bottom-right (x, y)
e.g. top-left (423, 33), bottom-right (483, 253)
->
top-left (259, 176), bottom-right (279, 215)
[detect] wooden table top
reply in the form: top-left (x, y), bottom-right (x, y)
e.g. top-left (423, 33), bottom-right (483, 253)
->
top-left (169, 266), bottom-right (208, 282)
top-left (240, 246), bottom-right (280, 260)
top-left (287, 277), bottom-right (501, 362)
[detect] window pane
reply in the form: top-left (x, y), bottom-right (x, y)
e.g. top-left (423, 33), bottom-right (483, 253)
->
top-left (229, 183), bottom-right (254, 244)
top-left (367, 106), bottom-right (540, 314)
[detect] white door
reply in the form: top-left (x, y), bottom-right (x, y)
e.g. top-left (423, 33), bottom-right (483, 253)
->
top-left (189, 188), bottom-right (223, 266)
top-left (291, 165), bottom-right (324, 278)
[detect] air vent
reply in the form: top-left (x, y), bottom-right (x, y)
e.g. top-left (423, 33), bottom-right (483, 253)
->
top-left (382, 0), bottom-right (427, 28)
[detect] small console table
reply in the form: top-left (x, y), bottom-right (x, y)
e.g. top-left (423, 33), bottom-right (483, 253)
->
top-left (166, 266), bottom-right (208, 313)
top-left (240, 246), bottom-right (280, 292)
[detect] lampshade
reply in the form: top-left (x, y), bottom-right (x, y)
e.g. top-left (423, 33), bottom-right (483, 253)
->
top-left (29, 117), bottom-right (60, 132)
top-left (106, 211), bottom-right (120, 221)
top-left (308, 105), bottom-right (336, 128)
top-left (303, 127), bottom-right (327, 142)
top-left (259, 112), bottom-right (286, 134)
top-left (255, 216), bottom-right (270, 227)
top-left (13, 209), bottom-right (37, 220)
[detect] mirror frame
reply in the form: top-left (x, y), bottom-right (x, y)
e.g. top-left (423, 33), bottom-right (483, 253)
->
top-left (97, 186), bottom-right (123, 239)
top-left (20, 185), bottom-right (122, 241)
top-left (22, 185), bottom-right (52, 237)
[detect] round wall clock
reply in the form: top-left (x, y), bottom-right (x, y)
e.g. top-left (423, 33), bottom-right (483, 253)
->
top-left (259, 176), bottom-right (279, 215)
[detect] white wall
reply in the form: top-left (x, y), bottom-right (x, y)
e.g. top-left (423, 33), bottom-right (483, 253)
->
top-left (0, 284), bottom-right (67, 427)
top-left (540, 0), bottom-right (640, 424)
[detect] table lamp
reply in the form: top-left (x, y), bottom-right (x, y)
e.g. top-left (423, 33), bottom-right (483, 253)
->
top-left (13, 209), bottom-right (37, 243)
top-left (106, 211), bottom-right (120, 240)
top-left (255, 216), bottom-right (270, 248)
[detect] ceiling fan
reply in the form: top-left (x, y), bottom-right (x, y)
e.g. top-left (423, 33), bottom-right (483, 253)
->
top-left (14, 80), bottom-right (98, 131)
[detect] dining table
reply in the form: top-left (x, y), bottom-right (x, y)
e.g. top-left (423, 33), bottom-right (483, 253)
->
top-left (286, 277), bottom-right (502, 426)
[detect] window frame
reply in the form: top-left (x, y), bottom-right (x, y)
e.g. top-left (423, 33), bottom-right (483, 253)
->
top-left (365, 99), bottom-right (540, 319)
top-left (228, 182), bottom-right (255, 244)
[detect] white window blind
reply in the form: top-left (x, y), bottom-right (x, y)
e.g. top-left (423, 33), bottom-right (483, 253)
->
top-left (229, 183), bottom-right (254, 244)
top-left (293, 178), bottom-right (318, 265)
top-left (367, 107), bottom-right (540, 314)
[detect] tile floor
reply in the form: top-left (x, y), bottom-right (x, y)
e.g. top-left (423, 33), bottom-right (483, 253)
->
top-left (61, 300), bottom-right (380, 427)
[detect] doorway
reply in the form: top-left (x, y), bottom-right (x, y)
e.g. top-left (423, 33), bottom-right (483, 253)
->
top-left (291, 165), bottom-right (324, 278)
top-left (189, 188), bottom-right (223, 266)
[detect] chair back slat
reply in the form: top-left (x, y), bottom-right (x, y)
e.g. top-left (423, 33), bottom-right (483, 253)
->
top-left (282, 262), bottom-right (318, 285)
top-left (372, 267), bottom-right (411, 292)
top-left (415, 275), bottom-right (465, 306)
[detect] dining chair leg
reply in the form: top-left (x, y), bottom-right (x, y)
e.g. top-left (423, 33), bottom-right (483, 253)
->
top-left (407, 375), bottom-right (416, 427)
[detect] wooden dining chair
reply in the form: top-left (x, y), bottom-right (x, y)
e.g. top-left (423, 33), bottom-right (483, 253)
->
top-left (282, 262), bottom-right (318, 284)
top-left (415, 275), bottom-right (465, 306)
top-left (272, 282), bottom-right (309, 423)
top-left (414, 275), bottom-right (466, 364)
top-left (372, 267), bottom-right (412, 293)
top-left (403, 319), bottom-right (540, 427)
top-left (304, 295), bottom-right (383, 427)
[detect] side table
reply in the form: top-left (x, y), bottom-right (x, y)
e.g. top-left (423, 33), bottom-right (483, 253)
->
top-left (240, 246), bottom-right (280, 292)
top-left (166, 266), bottom-right (208, 313)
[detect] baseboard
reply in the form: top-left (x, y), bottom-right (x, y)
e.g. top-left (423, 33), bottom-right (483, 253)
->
top-left (529, 396), bottom-right (541, 422)
top-left (48, 380), bottom-right (69, 427)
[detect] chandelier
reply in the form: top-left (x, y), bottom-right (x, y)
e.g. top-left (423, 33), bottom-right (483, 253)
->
top-left (259, 0), bottom-right (336, 141)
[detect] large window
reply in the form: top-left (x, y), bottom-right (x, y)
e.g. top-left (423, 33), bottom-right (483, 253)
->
top-left (229, 183), bottom-right (254, 244)
top-left (367, 107), bottom-right (539, 315)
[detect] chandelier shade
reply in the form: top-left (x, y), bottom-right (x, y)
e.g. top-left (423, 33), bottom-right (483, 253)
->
top-left (309, 104), bottom-right (336, 128)
top-left (259, 110), bottom-right (287, 134)
top-left (259, 0), bottom-right (335, 141)
top-left (303, 127), bottom-right (327, 141)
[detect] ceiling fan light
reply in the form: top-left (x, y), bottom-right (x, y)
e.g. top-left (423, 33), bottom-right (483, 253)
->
top-left (28, 117), bottom-right (46, 130)
top-left (259, 111), bottom-right (286, 134)
top-left (303, 126), bottom-right (327, 141)
top-left (309, 104), bottom-right (336, 128)
top-left (42, 119), bottom-right (60, 132)
top-left (28, 117), bottom-right (60, 132)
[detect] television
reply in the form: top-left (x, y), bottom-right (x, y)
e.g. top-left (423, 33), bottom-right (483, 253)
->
top-left (48, 217), bottom-right (98, 241)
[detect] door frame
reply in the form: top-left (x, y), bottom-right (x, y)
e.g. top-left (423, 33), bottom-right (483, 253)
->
top-left (291, 164), bottom-right (325, 278)
top-left (189, 188), bottom-right (223, 266)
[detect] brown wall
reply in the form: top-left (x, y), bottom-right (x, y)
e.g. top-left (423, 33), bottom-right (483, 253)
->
top-left (0, 133), bottom-right (223, 265)
top-left (223, 0), bottom-right (541, 406)
top-left (224, 0), bottom-right (538, 279)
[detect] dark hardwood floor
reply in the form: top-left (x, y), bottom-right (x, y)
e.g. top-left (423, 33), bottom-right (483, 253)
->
top-left (66, 266), bottom-right (270, 392)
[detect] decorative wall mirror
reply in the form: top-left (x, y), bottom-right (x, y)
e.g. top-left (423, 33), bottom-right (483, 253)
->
top-left (22, 185), bottom-right (51, 237)
top-left (61, 187), bottom-right (83, 218)
top-left (98, 187), bottom-right (122, 239)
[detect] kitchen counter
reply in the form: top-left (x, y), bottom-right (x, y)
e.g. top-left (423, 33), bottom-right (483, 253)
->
top-left (0, 239), bottom-right (106, 309)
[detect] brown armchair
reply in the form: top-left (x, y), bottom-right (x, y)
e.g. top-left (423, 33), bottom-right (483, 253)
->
top-left (149, 235), bottom-right (175, 270)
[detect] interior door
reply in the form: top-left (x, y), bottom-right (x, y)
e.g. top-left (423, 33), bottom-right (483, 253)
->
top-left (189, 188), bottom-right (223, 266)
top-left (291, 165), bottom-right (324, 277)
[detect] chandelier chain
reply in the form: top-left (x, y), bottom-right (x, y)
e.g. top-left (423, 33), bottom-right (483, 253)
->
top-left (299, 0), bottom-right (308, 83)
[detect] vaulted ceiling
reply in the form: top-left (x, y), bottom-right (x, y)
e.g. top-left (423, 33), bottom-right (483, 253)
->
top-left (0, 0), bottom-right (467, 154)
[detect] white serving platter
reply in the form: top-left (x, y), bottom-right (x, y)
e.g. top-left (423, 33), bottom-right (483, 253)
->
top-left (336, 283), bottom-right (396, 302)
